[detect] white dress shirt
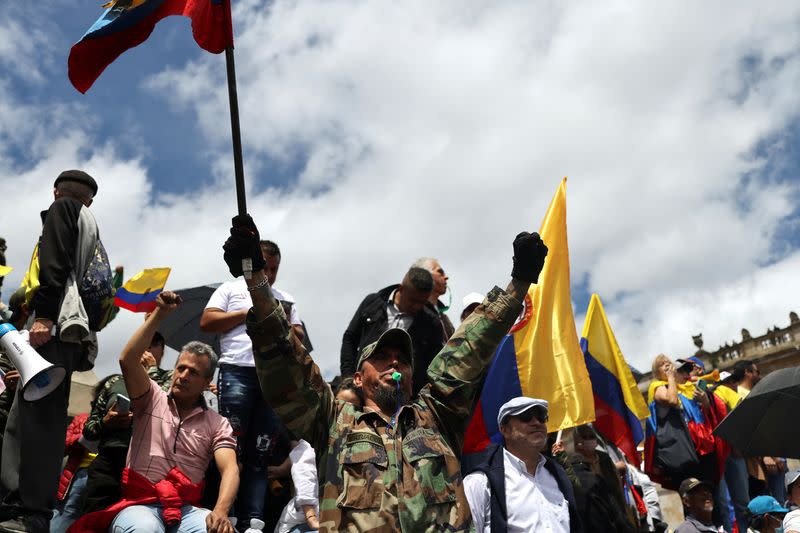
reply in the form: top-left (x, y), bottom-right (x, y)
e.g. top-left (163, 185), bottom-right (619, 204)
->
top-left (463, 448), bottom-right (570, 533)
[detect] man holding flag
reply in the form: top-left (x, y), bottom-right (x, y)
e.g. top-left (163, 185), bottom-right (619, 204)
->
top-left (223, 213), bottom-right (547, 532)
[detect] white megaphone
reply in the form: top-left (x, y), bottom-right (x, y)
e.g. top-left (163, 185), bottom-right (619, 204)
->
top-left (0, 323), bottom-right (66, 401)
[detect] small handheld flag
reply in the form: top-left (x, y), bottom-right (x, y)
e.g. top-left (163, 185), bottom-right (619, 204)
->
top-left (0, 266), bottom-right (12, 277)
top-left (114, 268), bottom-right (171, 312)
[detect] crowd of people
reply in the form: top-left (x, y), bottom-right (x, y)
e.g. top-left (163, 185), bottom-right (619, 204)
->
top-left (0, 169), bottom-right (794, 533)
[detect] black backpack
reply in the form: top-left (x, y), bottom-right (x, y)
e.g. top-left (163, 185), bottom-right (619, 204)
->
top-left (78, 239), bottom-right (114, 331)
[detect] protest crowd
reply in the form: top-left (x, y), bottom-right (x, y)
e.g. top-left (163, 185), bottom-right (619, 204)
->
top-left (0, 169), bottom-right (796, 533)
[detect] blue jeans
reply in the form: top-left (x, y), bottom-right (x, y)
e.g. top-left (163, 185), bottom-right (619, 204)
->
top-left (725, 455), bottom-right (749, 533)
top-left (50, 467), bottom-right (88, 532)
top-left (110, 504), bottom-right (209, 532)
top-left (217, 364), bottom-right (284, 523)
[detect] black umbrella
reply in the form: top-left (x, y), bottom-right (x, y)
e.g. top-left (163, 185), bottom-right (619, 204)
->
top-left (713, 366), bottom-right (800, 458)
top-left (158, 284), bottom-right (221, 355)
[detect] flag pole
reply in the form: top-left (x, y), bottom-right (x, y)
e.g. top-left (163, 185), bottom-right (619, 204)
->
top-left (224, 45), bottom-right (247, 216)
top-left (222, 0), bottom-right (246, 216)
top-left (222, 0), bottom-right (252, 278)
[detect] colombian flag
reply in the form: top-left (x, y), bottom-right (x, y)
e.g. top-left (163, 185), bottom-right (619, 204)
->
top-left (114, 268), bottom-right (171, 312)
top-left (68, 0), bottom-right (233, 93)
top-left (464, 178), bottom-right (595, 453)
top-left (580, 294), bottom-right (649, 465)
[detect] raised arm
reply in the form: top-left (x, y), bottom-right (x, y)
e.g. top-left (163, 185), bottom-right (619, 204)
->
top-left (221, 215), bottom-right (335, 449)
top-left (424, 232), bottom-right (547, 451)
top-left (119, 291), bottom-right (180, 399)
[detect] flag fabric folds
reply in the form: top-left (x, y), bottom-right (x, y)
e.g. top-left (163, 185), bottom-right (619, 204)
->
top-left (464, 178), bottom-right (595, 453)
top-left (580, 293), bottom-right (649, 464)
top-left (114, 268), bottom-right (171, 312)
top-left (69, 0), bottom-right (233, 93)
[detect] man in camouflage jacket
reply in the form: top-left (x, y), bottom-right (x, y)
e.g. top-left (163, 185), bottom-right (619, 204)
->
top-left (221, 215), bottom-right (548, 532)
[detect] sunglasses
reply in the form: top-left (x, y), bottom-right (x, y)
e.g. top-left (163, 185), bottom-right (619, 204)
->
top-left (514, 408), bottom-right (548, 424)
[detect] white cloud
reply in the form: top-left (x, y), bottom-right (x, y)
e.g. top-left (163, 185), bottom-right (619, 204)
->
top-left (2, 1), bottom-right (800, 382)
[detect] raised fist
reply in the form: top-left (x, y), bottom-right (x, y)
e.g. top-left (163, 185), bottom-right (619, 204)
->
top-left (511, 232), bottom-right (548, 283)
top-left (223, 214), bottom-right (266, 277)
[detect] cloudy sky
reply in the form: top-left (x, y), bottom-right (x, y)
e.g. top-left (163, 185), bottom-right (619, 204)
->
top-left (1, 1), bottom-right (799, 382)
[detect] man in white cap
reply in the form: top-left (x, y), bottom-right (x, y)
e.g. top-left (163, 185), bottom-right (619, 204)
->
top-left (463, 396), bottom-right (581, 532)
top-left (460, 292), bottom-right (484, 323)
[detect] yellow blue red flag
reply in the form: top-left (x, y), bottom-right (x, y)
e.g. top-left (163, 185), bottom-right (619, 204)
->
top-left (114, 268), bottom-right (171, 312)
top-left (464, 178), bottom-right (594, 453)
top-left (581, 293), bottom-right (649, 463)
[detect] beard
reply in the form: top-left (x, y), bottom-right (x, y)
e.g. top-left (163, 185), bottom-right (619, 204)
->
top-left (372, 381), bottom-right (410, 414)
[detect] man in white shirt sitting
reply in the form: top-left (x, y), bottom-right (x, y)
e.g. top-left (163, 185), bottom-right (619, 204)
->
top-left (200, 239), bottom-right (298, 527)
top-left (464, 397), bottom-right (581, 533)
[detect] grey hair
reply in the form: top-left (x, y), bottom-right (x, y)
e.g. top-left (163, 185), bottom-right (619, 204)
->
top-left (56, 180), bottom-right (94, 202)
top-left (411, 257), bottom-right (438, 271)
top-left (180, 341), bottom-right (218, 378)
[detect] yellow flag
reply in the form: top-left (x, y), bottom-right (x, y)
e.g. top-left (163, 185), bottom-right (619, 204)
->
top-left (0, 266), bottom-right (11, 277)
top-left (514, 177), bottom-right (595, 431)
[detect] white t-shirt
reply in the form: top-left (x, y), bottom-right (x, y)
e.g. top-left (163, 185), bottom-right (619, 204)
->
top-left (204, 278), bottom-right (301, 367)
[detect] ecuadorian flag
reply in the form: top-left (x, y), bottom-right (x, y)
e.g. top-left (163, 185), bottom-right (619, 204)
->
top-left (114, 268), bottom-right (171, 313)
top-left (68, 0), bottom-right (233, 93)
top-left (580, 294), bottom-right (649, 464)
top-left (464, 178), bottom-right (595, 453)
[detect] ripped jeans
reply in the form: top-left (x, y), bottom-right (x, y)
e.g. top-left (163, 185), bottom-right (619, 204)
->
top-left (218, 364), bottom-right (285, 523)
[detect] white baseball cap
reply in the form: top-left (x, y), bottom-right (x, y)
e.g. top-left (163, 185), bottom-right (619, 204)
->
top-left (497, 396), bottom-right (549, 428)
top-left (462, 292), bottom-right (484, 311)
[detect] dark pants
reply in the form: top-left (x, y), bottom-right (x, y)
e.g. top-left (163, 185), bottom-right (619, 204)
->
top-left (0, 339), bottom-right (81, 521)
top-left (217, 364), bottom-right (283, 523)
top-left (82, 446), bottom-right (128, 513)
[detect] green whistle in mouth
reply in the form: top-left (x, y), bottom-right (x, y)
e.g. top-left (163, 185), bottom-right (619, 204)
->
top-left (391, 372), bottom-right (402, 381)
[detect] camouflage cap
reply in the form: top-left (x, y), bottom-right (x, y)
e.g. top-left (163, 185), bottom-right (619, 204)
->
top-left (356, 328), bottom-right (414, 371)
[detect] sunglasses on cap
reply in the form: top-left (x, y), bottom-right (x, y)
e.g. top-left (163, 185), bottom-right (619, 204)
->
top-left (513, 407), bottom-right (548, 424)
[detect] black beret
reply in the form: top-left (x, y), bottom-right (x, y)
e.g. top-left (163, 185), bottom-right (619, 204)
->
top-left (54, 170), bottom-right (98, 197)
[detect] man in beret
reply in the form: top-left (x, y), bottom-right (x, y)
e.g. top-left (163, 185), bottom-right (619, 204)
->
top-left (0, 170), bottom-right (114, 532)
top-left (223, 214), bottom-right (548, 532)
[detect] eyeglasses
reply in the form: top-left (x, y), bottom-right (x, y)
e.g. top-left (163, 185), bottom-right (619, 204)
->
top-left (514, 408), bottom-right (548, 424)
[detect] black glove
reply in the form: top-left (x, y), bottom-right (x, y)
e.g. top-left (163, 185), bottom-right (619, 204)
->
top-left (511, 231), bottom-right (548, 283)
top-left (223, 214), bottom-right (266, 278)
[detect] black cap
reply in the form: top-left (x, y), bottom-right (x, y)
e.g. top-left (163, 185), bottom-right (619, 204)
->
top-left (54, 170), bottom-right (98, 197)
top-left (678, 477), bottom-right (711, 497)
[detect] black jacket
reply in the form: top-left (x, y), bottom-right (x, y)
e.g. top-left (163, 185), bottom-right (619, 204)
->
top-left (566, 453), bottom-right (637, 533)
top-left (340, 284), bottom-right (445, 394)
top-left (468, 443), bottom-right (583, 533)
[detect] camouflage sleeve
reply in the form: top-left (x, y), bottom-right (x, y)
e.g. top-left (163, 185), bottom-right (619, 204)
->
top-left (83, 376), bottom-right (118, 441)
top-left (423, 286), bottom-right (522, 452)
top-left (246, 304), bottom-right (335, 454)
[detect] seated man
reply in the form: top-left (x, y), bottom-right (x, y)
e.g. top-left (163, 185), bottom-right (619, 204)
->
top-left (69, 292), bottom-right (238, 533)
top-left (222, 215), bottom-right (548, 532)
top-left (464, 397), bottom-right (581, 532)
